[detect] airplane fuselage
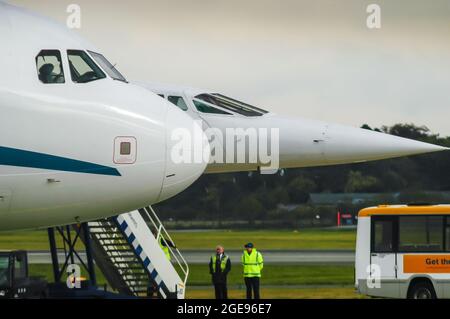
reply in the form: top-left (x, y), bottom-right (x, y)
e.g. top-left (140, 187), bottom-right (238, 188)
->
top-left (0, 4), bottom-right (207, 230)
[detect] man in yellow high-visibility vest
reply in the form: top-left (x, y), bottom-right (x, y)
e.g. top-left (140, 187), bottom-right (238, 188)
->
top-left (159, 235), bottom-right (175, 261)
top-left (152, 229), bottom-right (175, 261)
top-left (209, 245), bottom-right (231, 299)
top-left (241, 242), bottom-right (263, 299)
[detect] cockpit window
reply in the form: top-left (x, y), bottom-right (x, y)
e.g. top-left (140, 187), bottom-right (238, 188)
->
top-left (36, 50), bottom-right (65, 84)
top-left (195, 94), bottom-right (268, 117)
top-left (67, 50), bottom-right (106, 83)
top-left (88, 51), bottom-right (128, 83)
top-left (168, 96), bottom-right (189, 111)
top-left (193, 99), bottom-right (232, 115)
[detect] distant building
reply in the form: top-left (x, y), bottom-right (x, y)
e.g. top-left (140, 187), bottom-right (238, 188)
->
top-left (277, 191), bottom-right (450, 226)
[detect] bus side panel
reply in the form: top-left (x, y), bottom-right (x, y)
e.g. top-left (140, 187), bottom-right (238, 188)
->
top-left (441, 281), bottom-right (450, 298)
top-left (397, 253), bottom-right (450, 298)
top-left (355, 217), bottom-right (371, 294)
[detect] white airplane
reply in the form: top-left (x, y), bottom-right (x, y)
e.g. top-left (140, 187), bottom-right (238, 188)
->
top-left (137, 83), bottom-right (448, 174)
top-left (0, 3), bottom-right (209, 231)
top-left (0, 3), bottom-right (446, 231)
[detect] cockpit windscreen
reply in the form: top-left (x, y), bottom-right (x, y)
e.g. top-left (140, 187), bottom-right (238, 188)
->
top-left (88, 51), bottom-right (127, 83)
top-left (195, 94), bottom-right (268, 117)
top-left (67, 50), bottom-right (106, 83)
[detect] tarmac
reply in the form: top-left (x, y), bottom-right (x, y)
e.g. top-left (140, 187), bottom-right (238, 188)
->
top-left (28, 249), bottom-right (355, 265)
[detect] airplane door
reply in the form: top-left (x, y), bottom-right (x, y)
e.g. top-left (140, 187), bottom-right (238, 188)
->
top-left (370, 216), bottom-right (399, 297)
top-left (0, 190), bottom-right (12, 213)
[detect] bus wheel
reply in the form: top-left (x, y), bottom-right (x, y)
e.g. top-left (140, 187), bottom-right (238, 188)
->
top-left (408, 281), bottom-right (436, 299)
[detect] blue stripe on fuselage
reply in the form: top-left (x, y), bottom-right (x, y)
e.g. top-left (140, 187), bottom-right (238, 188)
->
top-left (0, 146), bottom-right (121, 176)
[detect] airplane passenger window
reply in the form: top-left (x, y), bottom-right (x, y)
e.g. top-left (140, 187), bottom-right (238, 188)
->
top-left (35, 50), bottom-right (65, 84)
top-left (195, 94), bottom-right (268, 117)
top-left (193, 100), bottom-right (232, 115)
top-left (67, 50), bottom-right (106, 83)
top-left (88, 51), bottom-right (127, 83)
top-left (168, 96), bottom-right (189, 111)
top-left (120, 142), bottom-right (131, 155)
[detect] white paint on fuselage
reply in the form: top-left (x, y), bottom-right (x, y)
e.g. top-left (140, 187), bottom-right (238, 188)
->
top-left (0, 3), bottom-right (208, 230)
top-left (138, 82), bottom-right (448, 174)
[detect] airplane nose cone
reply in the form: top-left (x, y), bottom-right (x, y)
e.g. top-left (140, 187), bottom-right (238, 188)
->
top-left (324, 123), bottom-right (448, 164)
top-left (158, 104), bottom-right (210, 202)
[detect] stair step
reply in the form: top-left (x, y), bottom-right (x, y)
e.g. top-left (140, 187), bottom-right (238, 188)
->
top-left (111, 263), bottom-right (143, 268)
top-left (122, 271), bottom-right (148, 276)
top-left (106, 255), bottom-right (137, 260)
top-left (90, 223), bottom-right (116, 227)
top-left (91, 231), bottom-right (119, 235)
top-left (114, 266), bottom-right (146, 270)
top-left (123, 277), bottom-right (149, 282)
top-left (105, 248), bottom-right (134, 252)
top-left (97, 240), bottom-right (128, 245)
top-left (96, 242), bottom-right (131, 249)
top-left (109, 259), bottom-right (141, 265)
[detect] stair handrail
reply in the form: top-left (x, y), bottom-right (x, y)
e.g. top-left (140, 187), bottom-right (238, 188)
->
top-left (140, 206), bottom-right (189, 290)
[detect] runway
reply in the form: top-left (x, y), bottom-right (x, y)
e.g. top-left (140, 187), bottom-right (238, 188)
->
top-left (28, 250), bottom-right (355, 265)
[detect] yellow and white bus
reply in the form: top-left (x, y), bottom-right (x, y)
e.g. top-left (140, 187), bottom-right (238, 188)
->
top-left (355, 204), bottom-right (450, 299)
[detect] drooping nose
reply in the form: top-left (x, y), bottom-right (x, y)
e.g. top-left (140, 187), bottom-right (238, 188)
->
top-left (323, 123), bottom-right (448, 164)
top-left (158, 104), bottom-right (210, 202)
top-left (270, 117), bottom-right (448, 168)
top-left (275, 116), bottom-right (448, 169)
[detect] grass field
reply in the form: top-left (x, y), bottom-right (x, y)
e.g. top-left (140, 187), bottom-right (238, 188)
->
top-left (172, 228), bottom-right (356, 250)
top-left (28, 263), bottom-right (358, 299)
top-left (187, 287), bottom-right (363, 299)
top-left (29, 264), bottom-right (354, 287)
top-left (187, 264), bottom-right (353, 286)
top-left (0, 230), bottom-right (57, 250)
top-left (0, 228), bottom-right (356, 251)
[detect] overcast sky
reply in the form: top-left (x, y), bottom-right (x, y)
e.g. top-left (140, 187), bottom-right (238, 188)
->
top-left (11, 0), bottom-right (450, 135)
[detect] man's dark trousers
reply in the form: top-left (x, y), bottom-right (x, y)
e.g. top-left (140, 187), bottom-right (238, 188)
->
top-left (213, 275), bottom-right (228, 299)
top-left (244, 277), bottom-right (260, 299)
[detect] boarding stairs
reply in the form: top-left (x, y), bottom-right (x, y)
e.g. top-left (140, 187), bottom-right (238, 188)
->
top-left (85, 206), bottom-right (188, 299)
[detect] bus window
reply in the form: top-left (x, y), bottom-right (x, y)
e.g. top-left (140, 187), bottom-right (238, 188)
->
top-left (398, 216), bottom-right (444, 252)
top-left (372, 218), bottom-right (395, 253)
top-left (14, 255), bottom-right (26, 280)
top-left (446, 227), bottom-right (450, 251)
top-left (0, 256), bottom-right (9, 286)
top-left (446, 218), bottom-right (450, 251)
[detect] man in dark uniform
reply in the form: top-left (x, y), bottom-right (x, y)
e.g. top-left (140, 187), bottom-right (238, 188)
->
top-left (209, 245), bottom-right (231, 299)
